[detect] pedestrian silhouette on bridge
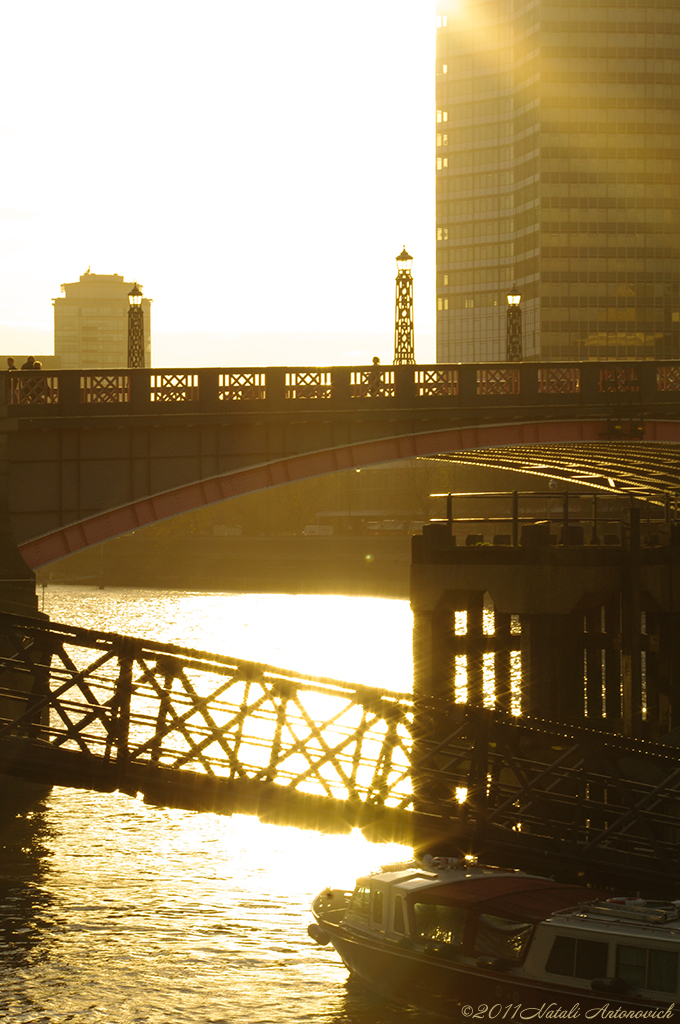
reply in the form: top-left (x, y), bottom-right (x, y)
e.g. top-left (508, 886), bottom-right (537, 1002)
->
top-left (21, 356), bottom-right (35, 370)
top-left (368, 356), bottom-right (382, 397)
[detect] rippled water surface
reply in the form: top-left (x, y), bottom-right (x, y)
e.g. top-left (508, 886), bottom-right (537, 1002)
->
top-left (0, 587), bottom-right (433, 1024)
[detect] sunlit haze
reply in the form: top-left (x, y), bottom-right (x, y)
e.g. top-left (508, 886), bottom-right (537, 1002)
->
top-left (1, 1), bottom-right (435, 366)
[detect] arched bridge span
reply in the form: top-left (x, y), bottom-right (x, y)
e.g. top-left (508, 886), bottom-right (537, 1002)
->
top-left (3, 361), bottom-right (680, 568)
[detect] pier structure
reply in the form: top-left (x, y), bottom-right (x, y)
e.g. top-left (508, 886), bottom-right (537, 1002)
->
top-left (411, 490), bottom-right (680, 738)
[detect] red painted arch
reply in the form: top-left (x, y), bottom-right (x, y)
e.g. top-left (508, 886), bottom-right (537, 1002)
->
top-left (19, 418), bottom-right (680, 568)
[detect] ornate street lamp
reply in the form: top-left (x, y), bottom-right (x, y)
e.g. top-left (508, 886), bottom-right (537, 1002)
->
top-left (394, 246), bottom-right (415, 365)
top-left (506, 284), bottom-right (522, 361)
top-left (127, 283), bottom-right (145, 368)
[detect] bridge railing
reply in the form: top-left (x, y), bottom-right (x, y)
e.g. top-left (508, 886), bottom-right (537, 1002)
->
top-left (4, 361), bottom-right (680, 416)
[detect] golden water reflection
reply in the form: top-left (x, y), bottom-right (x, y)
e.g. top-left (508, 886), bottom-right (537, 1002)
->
top-left (2, 588), bottom-right (427, 1024)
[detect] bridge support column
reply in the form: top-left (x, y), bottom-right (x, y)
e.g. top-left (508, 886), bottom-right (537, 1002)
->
top-left (0, 411), bottom-right (39, 615)
top-left (412, 600), bottom-right (459, 813)
top-left (412, 581), bottom-right (520, 816)
top-left (0, 410), bottom-right (50, 826)
top-left (519, 611), bottom-right (588, 721)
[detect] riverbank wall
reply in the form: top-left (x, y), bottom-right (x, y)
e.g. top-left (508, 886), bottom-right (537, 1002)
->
top-left (37, 534), bottom-right (413, 599)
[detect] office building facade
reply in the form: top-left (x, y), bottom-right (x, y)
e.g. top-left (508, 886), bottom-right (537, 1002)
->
top-left (53, 271), bottom-right (151, 369)
top-left (435, 0), bottom-right (680, 362)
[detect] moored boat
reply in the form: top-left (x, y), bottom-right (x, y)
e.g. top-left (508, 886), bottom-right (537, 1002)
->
top-left (309, 857), bottom-right (680, 1018)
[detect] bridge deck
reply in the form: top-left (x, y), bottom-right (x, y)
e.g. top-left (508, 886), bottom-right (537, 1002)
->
top-left (2, 612), bottom-right (680, 896)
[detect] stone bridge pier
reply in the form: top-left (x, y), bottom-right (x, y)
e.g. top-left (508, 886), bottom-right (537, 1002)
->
top-left (411, 498), bottom-right (680, 742)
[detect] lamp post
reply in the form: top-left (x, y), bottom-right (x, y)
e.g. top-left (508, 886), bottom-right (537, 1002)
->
top-left (127, 283), bottom-right (145, 368)
top-left (506, 284), bottom-right (522, 361)
top-left (394, 246), bottom-right (415, 365)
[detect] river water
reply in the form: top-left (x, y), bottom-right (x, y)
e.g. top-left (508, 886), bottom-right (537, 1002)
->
top-left (0, 587), bottom-right (433, 1024)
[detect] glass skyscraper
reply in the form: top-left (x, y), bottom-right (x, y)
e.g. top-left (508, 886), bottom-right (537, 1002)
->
top-left (435, 0), bottom-right (680, 363)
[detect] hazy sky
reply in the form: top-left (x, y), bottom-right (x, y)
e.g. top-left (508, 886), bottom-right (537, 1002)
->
top-left (1, 1), bottom-right (435, 366)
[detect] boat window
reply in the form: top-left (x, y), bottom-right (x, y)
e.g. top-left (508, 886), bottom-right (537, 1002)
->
top-left (371, 889), bottom-right (384, 925)
top-left (414, 903), bottom-right (467, 946)
top-left (393, 895), bottom-right (405, 934)
top-left (347, 886), bottom-right (370, 921)
top-left (474, 914), bottom-right (533, 963)
top-left (616, 945), bottom-right (678, 994)
top-left (546, 936), bottom-right (608, 980)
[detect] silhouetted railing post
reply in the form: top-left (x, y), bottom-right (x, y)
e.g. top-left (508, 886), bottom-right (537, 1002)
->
top-left (197, 368), bottom-right (220, 411)
top-left (264, 367), bottom-right (287, 409)
top-left (57, 370), bottom-right (81, 407)
top-left (519, 362), bottom-right (539, 402)
top-left (457, 364), bottom-right (478, 405)
top-left (150, 657), bottom-right (176, 764)
top-left (110, 640), bottom-right (135, 769)
top-left (25, 635), bottom-right (52, 740)
top-left (129, 368), bottom-right (152, 414)
top-left (394, 364), bottom-right (416, 408)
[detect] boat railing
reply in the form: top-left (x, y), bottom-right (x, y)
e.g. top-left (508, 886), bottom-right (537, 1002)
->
top-left (573, 899), bottom-right (680, 925)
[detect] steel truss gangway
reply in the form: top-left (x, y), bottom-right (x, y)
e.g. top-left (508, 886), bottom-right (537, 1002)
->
top-left (1, 611), bottom-right (680, 897)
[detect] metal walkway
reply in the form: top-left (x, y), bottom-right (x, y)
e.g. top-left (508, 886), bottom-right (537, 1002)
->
top-left (0, 612), bottom-right (417, 842)
top-left (2, 612), bottom-right (680, 896)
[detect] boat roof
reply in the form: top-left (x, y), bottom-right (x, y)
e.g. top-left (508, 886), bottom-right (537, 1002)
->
top-left (409, 875), bottom-right (609, 924)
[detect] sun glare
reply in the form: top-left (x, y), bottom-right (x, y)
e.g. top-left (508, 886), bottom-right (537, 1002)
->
top-left (156, 810), bottom-right (411, 896)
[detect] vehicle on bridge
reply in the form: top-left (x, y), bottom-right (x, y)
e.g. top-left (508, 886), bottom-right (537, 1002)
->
top-left (309, 858), bottom-right (680, 1018)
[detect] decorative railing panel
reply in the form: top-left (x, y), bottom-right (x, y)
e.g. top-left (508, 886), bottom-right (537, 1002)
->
top-left (415, 368), bottom-right (458, 397)
top-left (538, 366), bottom-right (580, 394)
top-left (657, 366), bottom-right (680, 393)
top-left (350, 368), bottom-right (395, 398)
top-left (284, 371), bottom-right (332, 400)
top-left (218, 372), bottom-right (266, 401)
top-left (150, 374), bottom-right (199, 402)
top-left (80, 374), bottom-right (131, 404)
top-left (2, 361), bottom-right (680, 414)
top-left (477, 367), bottom-right (520, 396)
top-left (7, 374), bottom-right (59, 405)
top-left (599, 366), bottom-right (639, 393)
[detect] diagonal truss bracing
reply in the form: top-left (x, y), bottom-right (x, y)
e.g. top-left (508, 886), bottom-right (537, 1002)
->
top-left (0, 612), bottom-right (415, 819)
top-left (3, 613), bottom-right (680, 894)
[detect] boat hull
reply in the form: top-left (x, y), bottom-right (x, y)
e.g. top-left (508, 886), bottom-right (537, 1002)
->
top-left (324, 923), bottom-right (679, 1019)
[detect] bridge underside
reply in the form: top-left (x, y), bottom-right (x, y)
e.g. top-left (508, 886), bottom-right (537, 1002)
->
top-left (15, 423), bottom-right (680, 569)
top-left (427, 439), bottom-right (680, 495)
